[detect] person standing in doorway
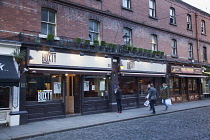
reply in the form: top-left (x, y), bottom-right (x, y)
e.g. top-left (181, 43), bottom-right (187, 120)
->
top-left (148, 84), bottom-right (157, 114)
top-left (115, 86), bottom-right (122, 113)
top-left (160, 83), bottom-right (169, 111)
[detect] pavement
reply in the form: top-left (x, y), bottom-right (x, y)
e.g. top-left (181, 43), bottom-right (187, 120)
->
top-left (0, 99), bottom-right (210, 140)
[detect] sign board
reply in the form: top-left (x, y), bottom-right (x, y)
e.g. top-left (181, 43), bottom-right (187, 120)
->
top-left (29, 50), bottom-right (112, 69)
top-left (120, 59), bottom-right (166, 73)
top-left (171, 66), bottom-right (202, 74)
top-left (38, 90), bottom-right (52, 102)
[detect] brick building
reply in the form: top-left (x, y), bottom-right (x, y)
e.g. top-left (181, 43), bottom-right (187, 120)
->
top-left (0, 0), bottom-right (210, 125)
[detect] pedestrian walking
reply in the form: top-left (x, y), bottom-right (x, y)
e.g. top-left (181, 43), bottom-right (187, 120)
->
top-left (160, 83), bottom-right (169, 111)
top-left (145, 87), bottom-right (152, 111)
top-left (148, 84), bottom-right (157, 114)
top-left (115, 86), bottom-right (122, 113)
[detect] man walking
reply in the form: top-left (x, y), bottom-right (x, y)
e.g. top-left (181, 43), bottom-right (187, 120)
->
top-left (148, 84), bottom-right (157, 114)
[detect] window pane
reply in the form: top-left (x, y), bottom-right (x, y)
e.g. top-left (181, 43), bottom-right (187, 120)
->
top-left (92, 33), bottom-right (98, 41)
top-left (84, 76), bottom-right (108, 98)
top-left (188, 79), bottom-right (193, 94)
top-left (119, 77), bottom-right (137, 95)
top-left (41, 9), bottom-right (48, 22)
top-left (169, 78), bottom-right (174, 95)
top-left (0, 87), bottom-right (9, 108)
top-left (149, 0), bottom-right (154, 9)
top-left (193, 79), bottom-right (197, 94)
top-left (123, 0), bottom-right (127, 7)
top-left (174, 78), bottom-right (179, 95)
top-left (49, 11), bottom-right (55, 23)
top-left (26, 74), bottom-right (63, 101)
top-left (41, 23), bottom-right (47, 35)
top-left (89, 21), bottom-right (93, 31)
top-left (93, 22), bottom-right (98, 32)
top-left (48, 24), bottom-right (55, 35)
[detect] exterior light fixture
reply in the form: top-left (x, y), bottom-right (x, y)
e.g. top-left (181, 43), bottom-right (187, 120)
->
top-left (120, 61), bottom-right (124, 69)
top-left (104, 54), bottom-right (108, 58)
top-left (29, 55), bottom-right (34, 61)
top-left (122, 33), bottom-right (130, 45)
top-left (50, 48), bottom-right (55, 52)
top-left (80, 52), bottom-right (84, 56)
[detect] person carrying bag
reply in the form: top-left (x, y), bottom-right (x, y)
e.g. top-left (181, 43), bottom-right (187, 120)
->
top-left (160, 83), bottom-right (170, 111)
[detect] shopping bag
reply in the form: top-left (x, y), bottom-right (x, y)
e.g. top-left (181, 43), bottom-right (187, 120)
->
top-left (144, 100), bottom-right (150, 107)
top-left (165, 98), bottom-right (172, 105)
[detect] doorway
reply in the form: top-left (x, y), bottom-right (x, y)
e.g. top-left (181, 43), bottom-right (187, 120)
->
top-left (65, 74), bottom-right (75, 114)
top-left (181, 78), bottom-right (188, 102)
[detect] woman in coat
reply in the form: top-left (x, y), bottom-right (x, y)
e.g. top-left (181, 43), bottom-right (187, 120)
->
top-left (160, 83), bottom-right (169, 110)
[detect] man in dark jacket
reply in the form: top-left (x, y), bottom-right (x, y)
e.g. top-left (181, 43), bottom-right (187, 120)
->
top-left (115, 86), bottom-right (122, 113)
top-left (148, 84), bottom-right (157, 114)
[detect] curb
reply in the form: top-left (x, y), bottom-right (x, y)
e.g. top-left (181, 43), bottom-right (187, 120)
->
top-left (11, 105), bottom-right (210, 140)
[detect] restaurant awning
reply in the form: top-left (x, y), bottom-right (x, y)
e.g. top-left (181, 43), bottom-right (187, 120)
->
top-left (28, 68), bottom-right (111, 75)
top-left (0, 55), bottom-right (19, 87)
top-left (120, 72), bottom-right (166, 77)
top-left (174, 74), bottom-right (208, 78)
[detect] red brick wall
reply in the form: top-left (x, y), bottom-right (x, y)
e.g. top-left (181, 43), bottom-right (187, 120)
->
top-left (0, 0), bottom-right (209, 62)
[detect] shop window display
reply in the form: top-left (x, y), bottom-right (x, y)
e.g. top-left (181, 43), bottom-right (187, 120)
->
top-left (119, 77), bottom-right (137, 96)
top-left (169, 77), bottom-right (180, 95)
top-left (26, 74), bottom-right (63, 101)
top-left (84, 76), bottom-right (108, 98)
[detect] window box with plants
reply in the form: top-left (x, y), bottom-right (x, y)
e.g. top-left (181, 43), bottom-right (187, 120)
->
top-left (47, 34), bottom-right (55, 45)
top-left (84, 39), bottom-right (91, 50)
top-left (75, 37), bottom-right (82, 48)
top-left (100, 41), bottom-right (106, 52)
top-left (138, 48), bottom-right (144, 56)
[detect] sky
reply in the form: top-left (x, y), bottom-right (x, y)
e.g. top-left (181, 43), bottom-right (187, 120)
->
top-left (182, 0), bottom-right (210, 13)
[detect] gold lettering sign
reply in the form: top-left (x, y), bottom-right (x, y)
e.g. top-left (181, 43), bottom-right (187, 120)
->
top-left (171, 66), bottom-right (202, 74)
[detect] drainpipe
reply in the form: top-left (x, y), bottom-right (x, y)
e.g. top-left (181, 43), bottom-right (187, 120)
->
top-left (195, 13), bottom-right (200, 63)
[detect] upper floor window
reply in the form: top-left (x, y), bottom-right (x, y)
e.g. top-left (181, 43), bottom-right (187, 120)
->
top-left (172, 39), bottom-right (177, 56)
top-left (201, 20), bottom-right (206, 34)
top-left (123, 0), bottom-right (131, 9)
top-left (187, 14), bottom-right (192, 30)
top-left (123, 28), bottom-right (132, 45)
top-left (41, 8), bottom-right (56, 35)
top-left (189, 43), bottom-right (193, 58)
top-left (149, 0), bottom-right (156, 17)
top-left (170, 7), bottom-right (176, 24)
top-left (89, 20), bottom-right (99, 43)
top-left (151, 34), bottom-right (158, 51)
top-left (203, 46), bottom-right (207, 61)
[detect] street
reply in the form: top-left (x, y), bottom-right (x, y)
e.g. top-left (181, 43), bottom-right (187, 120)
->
top-left (25, 106), bottom-right (210, 140)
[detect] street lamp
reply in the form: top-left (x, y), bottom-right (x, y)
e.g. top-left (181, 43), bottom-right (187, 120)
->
top-left (123, 33), bottom-right (130, 45)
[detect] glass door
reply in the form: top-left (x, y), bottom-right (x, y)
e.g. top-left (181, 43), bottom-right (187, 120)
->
top-left (181, 78), bottom-right (188, 102)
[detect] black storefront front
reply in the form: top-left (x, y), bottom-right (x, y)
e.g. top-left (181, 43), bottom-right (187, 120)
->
top-left (21, 49), bottom-right (112, 122)
top-left (168, 65), bottom-right (206, 103)
top-left (117, 59), bottom-right (167, 109)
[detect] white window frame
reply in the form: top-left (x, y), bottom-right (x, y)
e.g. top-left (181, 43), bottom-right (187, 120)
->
top-left (172, 39), bottom-right (177, 56)
top-left (187, 14), bottom-right (192, 30)
top-left (149, 0), bottom-right (156, 17)
top-left (41, 8), bottom-right (56, 35)
top-left (123, 28), bottom-right (132, 45)
top-left (189, 43), bottom-right (193, 58)
top-left (89, 20), bottom-right (99, 44)
top-left (151, 34), bottom-right (158, 51)
top-left (123, 0), bottom-right (131, 9)
top-left (201, 20), bottom-right (206, 34)
top-left (170, 8), bottom-right (176, 24)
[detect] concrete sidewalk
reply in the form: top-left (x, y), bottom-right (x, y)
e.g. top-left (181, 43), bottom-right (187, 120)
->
top-left (1, 99), bottom-right (210, 140)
